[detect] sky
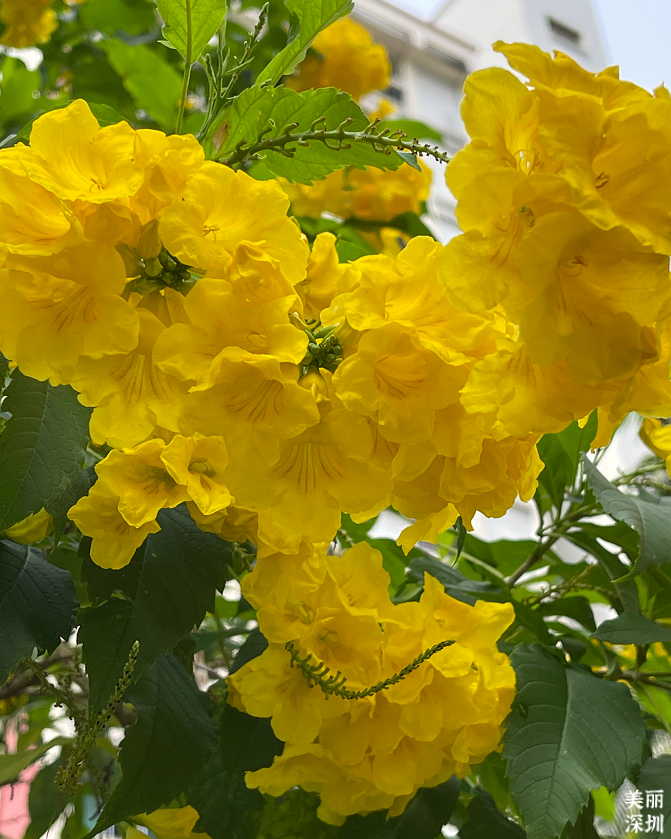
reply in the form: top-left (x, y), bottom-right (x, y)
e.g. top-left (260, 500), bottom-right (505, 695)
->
top-left (388, 0), bottom-right (671, 92)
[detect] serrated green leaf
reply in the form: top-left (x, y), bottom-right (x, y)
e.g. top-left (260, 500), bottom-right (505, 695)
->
top-left (156, 0), bottom-right (228, 62)
top-left (79, 505), bottom-right (234, 712)
top-left (189, 705), bottom-right (283, 839)
top-left (592, 611), bottom-right (671, 644)
top-left (459, 787), bottom-right (526, 838)
top-left (104, 39), bottom-right (182, 130)
top-left (503, 644), bottom-right (645, 839)
top-left (582, 456), bottom-right (671, 579)
top-left (0, 540), bottom-right (79, 684)
top-left (257, 0), bottom-right (354, 86)
top-left (93, 654), bottom-right (216, 833)
top-left (0, 737), bottom-right (70, 785)
top-left (561, 798), bottom-right (598, 839)
top-left (229, 628), bottom-right (268, 675)
top-left (209, 86), bottom-right (403, 181)
top-left (0, 373), bottom-right (90, 533)
top-left (636, 755), bottom-right (671, 839)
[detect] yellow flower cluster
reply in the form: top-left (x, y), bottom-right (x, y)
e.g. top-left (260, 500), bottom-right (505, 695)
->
top-left (281, 162), bottom-right (433, 225)
top-left (437, 43), bottom-right (671, 447)
top-left (0, 0), bottom-right (57, 47)
top-left (229, 543), bottom-right (515, 824)
top-left (0, 99), bottom-right (540, 568)
top-left (286, 18), bottom-right (391, 103)
top-left (0, 0), bottom-right (83, 47)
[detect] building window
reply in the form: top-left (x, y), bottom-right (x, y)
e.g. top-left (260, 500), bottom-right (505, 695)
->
top-left (383, 84), bottom-right (404, 105)
top-left (547, 17), bottom-right (581, 47)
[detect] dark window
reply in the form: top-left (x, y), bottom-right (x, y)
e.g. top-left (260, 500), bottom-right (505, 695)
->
top-left (384, 84), bottom-right (404, 104)
top-left (548, 17), bottom-right (581, 46)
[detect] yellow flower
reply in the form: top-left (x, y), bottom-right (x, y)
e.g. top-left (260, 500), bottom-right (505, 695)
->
top-left (71, 292), bottom-right (189, 448)
top-left (159, 162), bottom-right (309, 281)
top-left (640, 417), bottom-right (671, 475)
top-left (512, 213), bottom-right (670, 384)
top-left (0, 150), bottom-right (79, 257)
top-left (493, 41), bottom-right (652, 113)
top-left (0, 0), bottom-right (56, 48)
top-left (296, 232), bottom-right (347, 322)
top-left (20, 100), bottom-right (144, 205)
top-left (286, 18), bottom-right (391, 102)
top-left (160, 434), bottom-right (232, 516)
top-left (332, 322), bottom-right (462, 444)
top-left (94, 439), bottom-right (189, 528)
top-left (226, 408), bottom-right (392, 552)
top-left (5, 508), bottom-right (53, 544)
top-left (153, 279), bottom-right (308, 389)
top-left (68, 483), bottom-right (160, 570)
top-left (136, 806), bottom-right (210, 839)
top-left (280, 163), bottom-right (431, 223)
top-left (0, 243), bottom-right (139, 386)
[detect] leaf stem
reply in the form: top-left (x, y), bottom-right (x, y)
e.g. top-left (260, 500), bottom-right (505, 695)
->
top-left (175, 0), bottom-right (193, 134)
top-left (219, 121), bottom-right (451, 168)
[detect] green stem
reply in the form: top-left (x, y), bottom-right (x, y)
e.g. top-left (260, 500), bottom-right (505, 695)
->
top-left (219, 123), bottom-right (451, 168)
top-left (175, 0), bottom-right (193, 134)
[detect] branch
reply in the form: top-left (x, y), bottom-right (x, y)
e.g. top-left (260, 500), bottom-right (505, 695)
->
top-left (219, 120), bottom-right (451, 168)
top-left (0, 649), bottom-right (78, 702)
top-left (175, 0), bottom-right (193, 134)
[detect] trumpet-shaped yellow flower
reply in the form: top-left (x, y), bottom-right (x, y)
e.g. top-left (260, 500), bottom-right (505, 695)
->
top-left (333, 322), bottom-right (462, 444)
top-left (286, 18), bottom-right (391, 102)
top-left (226, 408), bottom-right (392, 552)
top-left (136, 806), bottom-right (205, 839)
top-left (160, 434), bottom-right (232, 516)
top-left (159, 162), bottom-right (308, 281)
top-left (68, 483), bottom-right (160, 569)
top-left (71, 294), bottom-right (189, 447)
top-left (0, 243), bottom-right (139, 385)
top-left (640, 417), bottom-right (671, 475)
top-left (296, 233), bottom-right (348, 322)
top-left (153, 279), bottom-right (307, 389)
top-left (94, 439), bottom-right (189, 528)
top-left (21, 100), bottom-right (144, 205)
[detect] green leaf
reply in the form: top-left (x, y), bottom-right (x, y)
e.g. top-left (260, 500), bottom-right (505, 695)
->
top-left (157, 0), bottom-right (228, 62)
top-left (459, 787), bottom-right (526, 838)
top-left (563, 530), bottom-right (640, 614)
top-left (0, 540), bottom-right (79, 684)
top-left (503, 644), bottom-right (646, 839)
top-left (560, 798), bottom-right (598, 839)
top-left (209, 87), bottom-right (403, 182)
top-left (582, 456), bottom-right (671, 579)
top-left (229, 628), bottom-right (268, 674)
top-left (79, 505), bottom-right (234, 712)
top-left (46, 466), bottom-right (96, 544)
top-left (637, 755), bottom-right (671, 839)
top-left (592, 612), bottom-right (671, 644)
top-left (408, 554), bottom-right (507, 605)
top-left (257, 0), bottom-right (354, 86)
top-left (536, 596), bottom-right (596, 632)
top-left (80, 0), bottom-right (156, 35)
top-left (0, 737), bottom-right (70, 785)
top-left (336, 777), bottom-right (460, 838)
top-left (0, 373), bottom-right (91, 533)
top-left (25, 760), bottom-right (66, 839)
top-left (189, 705), bottom-right (283, 839)
top-left (537, 416), bottom-right (598, 511)
top-left (93, 654), bottom-right (216, 833)
top-left (104, 39), bottom-right (182, 130)
top-left (397, 151), bottom-right (421, 171)
top-left (0, 59), bottom-right (41, 126)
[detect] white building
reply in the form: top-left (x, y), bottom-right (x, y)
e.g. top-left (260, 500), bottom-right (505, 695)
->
top-left (353, 0), bottom-right (607, 240)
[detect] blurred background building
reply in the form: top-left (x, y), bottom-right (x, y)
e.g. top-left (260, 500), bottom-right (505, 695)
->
top-left (353, 0), bottom-right (607, 240)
